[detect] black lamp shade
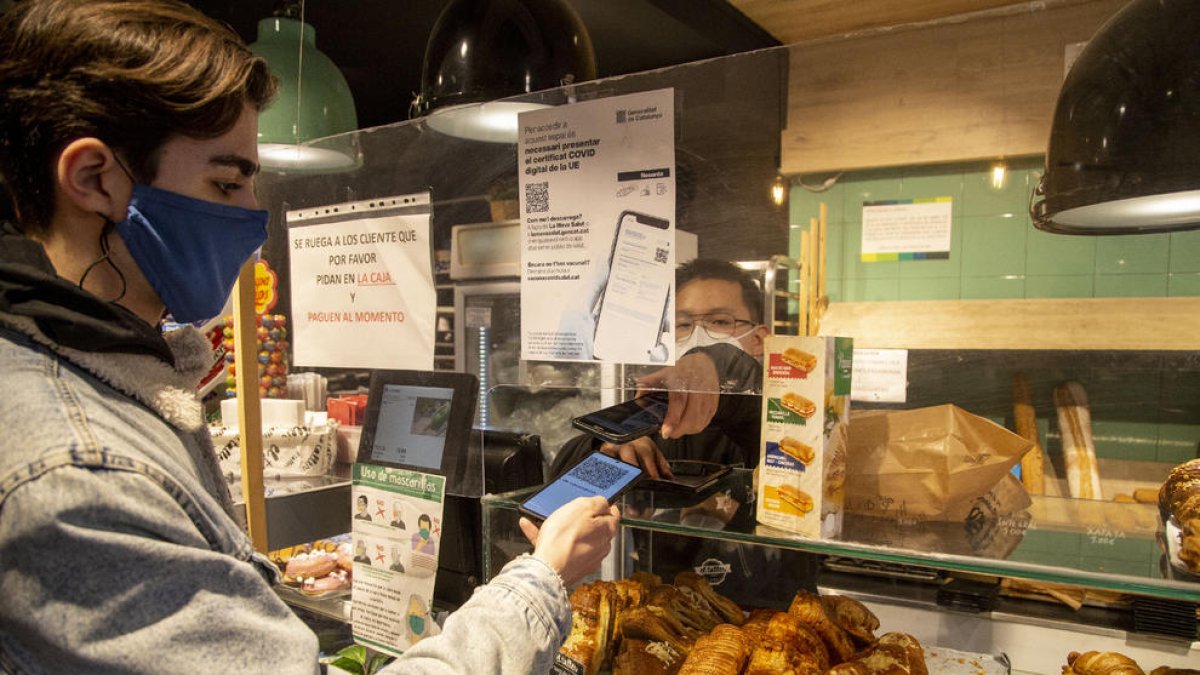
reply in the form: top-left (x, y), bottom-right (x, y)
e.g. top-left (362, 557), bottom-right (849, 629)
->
top-left (411, 0), bottom-right (596, 118)
top-left (1032, 0), bottom-right (1200, 235)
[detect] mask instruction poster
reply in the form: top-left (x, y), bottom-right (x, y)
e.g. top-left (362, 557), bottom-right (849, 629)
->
top-left (518, 88), bottom-right (676, 365)
top-left (288, 193), bottom-right (435, 369)
top-left (350, 464), bottom-right (445, 655)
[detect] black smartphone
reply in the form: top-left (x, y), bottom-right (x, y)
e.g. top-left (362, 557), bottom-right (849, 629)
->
top-left (571, 392), bottom-right (669, 445)
top-left (518, 450), bottom-right (644, 522)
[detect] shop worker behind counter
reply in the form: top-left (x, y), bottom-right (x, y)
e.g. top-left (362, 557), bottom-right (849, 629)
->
top-left (551, 258), bottom-right (823, 603)
top-left (0, 2), bottom-right (618, 673)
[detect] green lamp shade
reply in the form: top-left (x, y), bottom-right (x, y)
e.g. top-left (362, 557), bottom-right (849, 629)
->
top-left (250, 17), bottom-right (358, 170)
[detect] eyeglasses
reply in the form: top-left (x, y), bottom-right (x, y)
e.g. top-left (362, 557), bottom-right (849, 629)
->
top-left (676, 312), bottom-right (755, 339)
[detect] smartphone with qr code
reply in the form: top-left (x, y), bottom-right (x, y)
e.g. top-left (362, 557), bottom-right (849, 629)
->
top-left (518, 450), bottom-right (644, 522)
top-left (570, 392), bottom-right (669, 445)
top-left (591, 211), bottom-right (673, 363)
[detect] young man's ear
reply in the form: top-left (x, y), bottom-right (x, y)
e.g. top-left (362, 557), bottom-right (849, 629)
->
top-left (55, 138), bottom-right (131, 223)
top-left (744, 324), bottom-right (770, 357)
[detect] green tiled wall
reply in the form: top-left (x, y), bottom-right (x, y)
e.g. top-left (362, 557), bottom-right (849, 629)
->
top-left (789, 157), bottom-right (1200, 303)
top-left (789, 158), bottom-right (1200, 466)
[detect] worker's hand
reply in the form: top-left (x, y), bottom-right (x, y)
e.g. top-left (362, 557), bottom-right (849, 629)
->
top-left (636, 351), bottom-right (721, 439)
top-left (520, 496), bottom-right (620, 586)
top-left (600, 437), bottom-right (673, 480)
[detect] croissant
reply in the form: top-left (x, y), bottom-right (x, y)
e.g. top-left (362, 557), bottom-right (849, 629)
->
top-left (1063, 651), bottom-right (1146, 675)
top-left (787, 590), bottom-right (856, 663)
top-left (675, 571), bottom-right (746, 625)
top-left (678, 624), bottom-right (753, 675)
top-left (1148, 668), bottom-right (1200, 675)
top-left (744, 638), bottom-right (825, 675)
top-left (820, 594), bottom-right (881, 647)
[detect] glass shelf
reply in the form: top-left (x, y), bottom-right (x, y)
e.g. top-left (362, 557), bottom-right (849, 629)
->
top-left (482, 468), bottom-right (1200, 603)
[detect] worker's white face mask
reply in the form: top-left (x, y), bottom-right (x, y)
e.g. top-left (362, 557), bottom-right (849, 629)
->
top-left (674, 323), bottom-right (755, 355)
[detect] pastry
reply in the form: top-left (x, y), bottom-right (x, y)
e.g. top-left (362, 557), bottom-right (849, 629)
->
top-left (781, 347), bottom-right (818, 373)
top-left (1159, 458), bottom-right (1200, 572)
top-left (674, 571), bottom-right (745, 625)
top-left (647, 584), bottom-right (723, 633)
top-left (677, 624), bottom-right (753, 675)
top-left (1148, 668), bottom-right (1200, 675)
top-left (820, 594), bottom-right (880, 647)
top-left (613, 638), bottom-right (685, 675)
top-left (876, 633), bottom-right (928, 675)
top-left (787, 590), bottom-right (856, 663)
top-left (780, 392), bottom-right (817, 418)
top-left (561, 581), bottom-right (616, 674)
top-left (1062, 651), bottom-right (1145, 675)
top-left (779, 436), bottom-right (815, 464)
top-left (778, 484), bottom-right (815, 515)
top-left (620, 605), bottom-right (701, 656)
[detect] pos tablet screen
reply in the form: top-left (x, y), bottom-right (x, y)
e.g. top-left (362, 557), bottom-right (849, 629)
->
top-left (356, 370), bottom-right (478, 481)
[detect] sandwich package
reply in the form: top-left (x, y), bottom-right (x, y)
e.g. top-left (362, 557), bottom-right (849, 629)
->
top-left (755, 336), bottom-right (854, 538)
top-left (845, 404), bottom-right (1033, 522)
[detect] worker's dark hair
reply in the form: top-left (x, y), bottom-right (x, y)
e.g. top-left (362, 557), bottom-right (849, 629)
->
top-left (0, 0), bottom-right (276, 232)
top-left (676, 258), bottom-right (763, 324)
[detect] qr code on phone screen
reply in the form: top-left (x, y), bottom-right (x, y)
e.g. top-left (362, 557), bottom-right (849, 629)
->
top-left (525, 181), bottom-right (549, 213)
top-left (569, 457), bottom-right (624, 490)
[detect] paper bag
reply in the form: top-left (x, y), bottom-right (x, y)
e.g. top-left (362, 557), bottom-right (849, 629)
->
top-left (844, 404), bottom-right (1032, 522)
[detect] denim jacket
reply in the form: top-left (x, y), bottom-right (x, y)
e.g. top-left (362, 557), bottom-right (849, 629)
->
top-left (0, 233), bottom-right (570, 674)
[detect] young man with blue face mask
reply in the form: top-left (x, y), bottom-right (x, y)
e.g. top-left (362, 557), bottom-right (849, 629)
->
top-left (0, 1), bottom-right (618, 673)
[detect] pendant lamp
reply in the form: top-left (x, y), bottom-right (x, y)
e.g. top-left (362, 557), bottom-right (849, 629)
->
top-left (1031, 0), bottom-right (1200, 235)
top-left (249, 4), bottom-right (359, 171)
top-left (410, 0), bottom-right (597, 144)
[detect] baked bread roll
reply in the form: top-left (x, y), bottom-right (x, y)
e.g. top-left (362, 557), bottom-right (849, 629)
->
top-left (1159, 458), bottom-right (1200, 572)
top-left (781, 392), bottom-right (817, 418)
top-left (778, 484), bottom-right (815, 515)
top-left (1054, 382), bottom-right (1103, 500)
top-left (787, 590), bottom-right (856, 663)
top-left (1062, 650), bottom-right (1145, 675)
top-left (779, 436), bottom-right (815, 464)
top-left (675, 571), bottom-right (745, 626)
top-left (820, 594), bottom-right (880, 648)
top-left (677, 624), bottom-right (753, 675)
top-left (782, 347), bottom-right (818, 373)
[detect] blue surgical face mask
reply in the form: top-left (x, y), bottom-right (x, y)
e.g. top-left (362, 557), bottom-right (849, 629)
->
top-left (419, 527), bottom-right (431, 540)
top-left (113, 184), bottom-right (268, 324)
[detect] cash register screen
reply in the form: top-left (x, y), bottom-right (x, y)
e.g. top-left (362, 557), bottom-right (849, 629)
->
top-left (368, 384), bottom-right (453, 469)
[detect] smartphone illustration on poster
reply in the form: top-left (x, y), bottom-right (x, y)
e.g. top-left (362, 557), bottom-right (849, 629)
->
top-left (591, 210), bottom-right (673, 363)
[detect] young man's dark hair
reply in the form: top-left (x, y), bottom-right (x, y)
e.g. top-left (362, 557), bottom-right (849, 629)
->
top-left (0, 0), bottom-right (275, 231)
top-left (676, 258), bottom-right (763, 324)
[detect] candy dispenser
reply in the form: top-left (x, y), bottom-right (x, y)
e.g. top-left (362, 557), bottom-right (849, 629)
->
top-left (223, 312), bottom-right (290, 399)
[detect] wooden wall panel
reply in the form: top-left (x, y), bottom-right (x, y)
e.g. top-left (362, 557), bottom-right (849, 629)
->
top-left (771, 0), bottom-right (1127, 174)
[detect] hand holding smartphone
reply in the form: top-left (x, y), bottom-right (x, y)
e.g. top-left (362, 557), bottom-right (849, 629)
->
top-left (519, 450), bottom-right (644, 522)
top-left (571, 392), bottom-right (669, 445)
